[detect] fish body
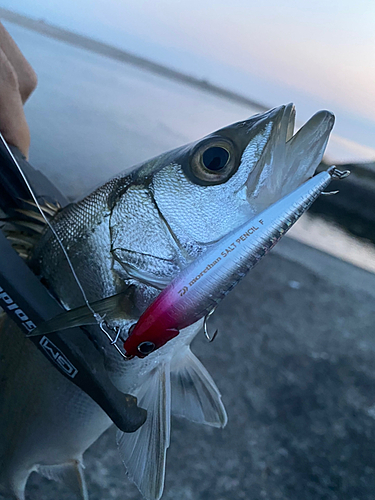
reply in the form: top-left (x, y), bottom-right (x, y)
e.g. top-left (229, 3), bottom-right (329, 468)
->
top-left (0, 104), bottom-right (334, 500)
top-left (123, 169), bottom-right (338, 358)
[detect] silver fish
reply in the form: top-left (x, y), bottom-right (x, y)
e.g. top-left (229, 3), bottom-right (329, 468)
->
top-left (0, 104), bottom-right (334, 500)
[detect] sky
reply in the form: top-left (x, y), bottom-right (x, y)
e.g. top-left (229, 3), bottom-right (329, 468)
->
top-left (1, 0), bottom-right (374, 161)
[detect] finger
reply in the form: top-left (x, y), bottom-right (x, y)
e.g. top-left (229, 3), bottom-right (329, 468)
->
top-left (0, 47), bottom-right (30, 158)
top-left (0, 22), bottom-right (37, 103)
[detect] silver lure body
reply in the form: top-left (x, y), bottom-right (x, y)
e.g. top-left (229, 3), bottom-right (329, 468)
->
top-left (141, 170), bottom-right (335, 336)
top-left (0, 104), bottom-right (335, 500)
top-left (174, 170), bottom-right (335, 323)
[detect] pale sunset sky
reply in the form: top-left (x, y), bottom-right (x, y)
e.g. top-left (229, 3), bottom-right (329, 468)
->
top-left (1, 0), bottom-right (374, 161)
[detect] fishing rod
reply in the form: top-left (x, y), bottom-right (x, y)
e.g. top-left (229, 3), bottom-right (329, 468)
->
top-left (0, 134), bottom-right (146, 433)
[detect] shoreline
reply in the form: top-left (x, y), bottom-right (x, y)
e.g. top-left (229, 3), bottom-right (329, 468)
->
top-left (0, 7), bottom-right (268, 113)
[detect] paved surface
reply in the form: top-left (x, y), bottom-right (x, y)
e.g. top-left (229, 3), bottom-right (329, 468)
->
top-left (18, 238), bottom-right (375, 500)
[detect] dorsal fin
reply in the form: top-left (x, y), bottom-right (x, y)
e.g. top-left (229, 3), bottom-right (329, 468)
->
top-left (37, 459), bottom-right (88, 500)
top-left (170, 348), bottom-right (227, 428)
top-left (0, 139), bottom-right (63, 260)
top-left (116, 361), bottom-right (171, 500)
top-left (1, 199), bottom-right (60, 260)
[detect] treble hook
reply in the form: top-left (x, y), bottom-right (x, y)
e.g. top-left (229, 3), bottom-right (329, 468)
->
top-left (203, 307), bottom-right (218, 342)
top-left (321, 166), bottom-right (350, 195)
top-left (98, 320), bottom-right (128, 359)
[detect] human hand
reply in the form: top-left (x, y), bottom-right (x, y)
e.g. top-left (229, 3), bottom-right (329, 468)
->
top-left (0, 21), bottom-right (37, 159)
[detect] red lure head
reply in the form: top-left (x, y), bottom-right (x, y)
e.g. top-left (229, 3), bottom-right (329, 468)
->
top-left (123, 293), bottom-right (180, 358)
top-left (123, 324), bottom-right (179, 358)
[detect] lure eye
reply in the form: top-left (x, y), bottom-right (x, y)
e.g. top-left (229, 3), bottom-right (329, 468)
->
top-left (188, 137), bottom-right (238, 185)
top-left (202, 147), bottom-right (229, 171)
top-left (137, 341), bottom-right (156, 356)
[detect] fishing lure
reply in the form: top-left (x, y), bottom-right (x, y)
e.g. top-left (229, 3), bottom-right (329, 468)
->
top-left (123, 166), bottom-right (349, 358)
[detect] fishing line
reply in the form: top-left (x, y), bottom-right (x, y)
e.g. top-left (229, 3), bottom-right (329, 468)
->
top-left (1, 135), bottom-right (109, 335)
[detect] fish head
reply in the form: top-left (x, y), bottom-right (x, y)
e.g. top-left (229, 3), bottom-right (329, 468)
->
top-left (41, 104), bottom-right (334, 365)
top-left (135, 103), bottom-right (334, 249)
top-left (35, 104), bottom-right (334, 321)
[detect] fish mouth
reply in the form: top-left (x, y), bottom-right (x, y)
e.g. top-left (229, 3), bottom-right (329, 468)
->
top-left (246, 103), bottom-right (335, 211)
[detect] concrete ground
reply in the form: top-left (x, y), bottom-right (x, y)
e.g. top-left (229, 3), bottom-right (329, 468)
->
top-left (21, 237), bottom-right (375, 500)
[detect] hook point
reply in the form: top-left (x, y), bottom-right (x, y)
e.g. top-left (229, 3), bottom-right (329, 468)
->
top-left (203, 308), bottom-right (218, 342)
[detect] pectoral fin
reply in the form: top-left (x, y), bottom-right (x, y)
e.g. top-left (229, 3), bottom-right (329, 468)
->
top-left (28, 287), bottom-right (139, 337)
top-left (170, 348), bottom-right (227, 428)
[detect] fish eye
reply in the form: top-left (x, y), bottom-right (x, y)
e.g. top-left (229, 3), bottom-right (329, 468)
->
top-left (202, 147), bottom-right (229, 171)
top-left (187, 137), bottom-right (239, 185)
top-left (137, 341), bottom-right (155, 356)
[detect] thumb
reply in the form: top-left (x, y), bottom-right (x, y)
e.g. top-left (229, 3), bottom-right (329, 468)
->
top-left (0, 46), bottom-right (30, 158)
